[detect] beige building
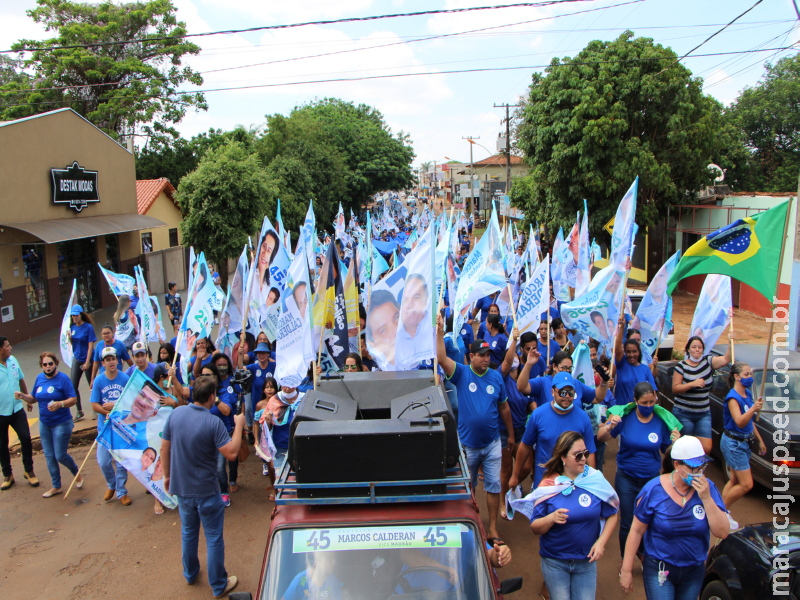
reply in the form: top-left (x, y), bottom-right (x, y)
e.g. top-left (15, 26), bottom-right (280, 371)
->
top-left (0, 108), bottom-right (166, 343)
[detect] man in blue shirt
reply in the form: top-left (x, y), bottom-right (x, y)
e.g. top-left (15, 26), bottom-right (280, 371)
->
top-left (0, 336), bottom-right (38, 490)
top-left (436, 316), bottom-right (513, 543)
top-left (509, 372), bottom-right (596, 490)
top-left (246, 342), bottom-right (275, 432)
top-left (91, 347), bottom-right (131, 505)
top-left (162, 375), bottom-right (244, 598)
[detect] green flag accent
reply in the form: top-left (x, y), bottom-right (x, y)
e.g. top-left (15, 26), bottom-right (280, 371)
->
top-left (666, 201), bottom-right (789, 301)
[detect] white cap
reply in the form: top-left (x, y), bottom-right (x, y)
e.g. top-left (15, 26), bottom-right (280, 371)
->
top-left (671, 435), bottom-right (710, 467)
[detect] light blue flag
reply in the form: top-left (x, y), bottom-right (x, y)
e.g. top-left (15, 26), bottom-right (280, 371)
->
top-left (551, 228), bottom-right (571, 302)
top-left (590, 238), bottom-right (602, 262)
top-left (275, 252), bottom-right (315, 387)
top-left (562, 264), bottom-right (626, 357)
top-left (177, 252), bottom-right (218, 361)
top-left (610, 178), bottom-right (638, 270)
top-left (97, 263), bottom-right (135, 297)
top-left (215, 245), bottom-right (250, 359)
top-left (515, 255), bottom-right (550, 335)
top-left (634, 252), bottom-right (680, 361)
top-left (575, 201), bottom-right (591, 297)
top-left (59, 280), bottom-right (77, 368)
top-left (689, 274), bottom-right (732, 352)
top-left (134, 265), bottom-right (164, 344)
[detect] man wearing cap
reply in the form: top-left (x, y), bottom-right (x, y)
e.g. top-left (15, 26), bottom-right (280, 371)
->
top-left (125, 342), bottom-right (158, 379)
top-left (246, 342), bottom-right (275, 433)
top-left (436, 316), bottom-right (512, 543)
top-left (91, 347), bottom-right (132, 505)
top-left (67, 304), bottom-right (96, 422)
top-left (509, 371), bottom-right (596, 490)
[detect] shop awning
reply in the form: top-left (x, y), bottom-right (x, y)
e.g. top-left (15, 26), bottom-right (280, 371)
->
top-left (1, 213), bottom-right (166, 244)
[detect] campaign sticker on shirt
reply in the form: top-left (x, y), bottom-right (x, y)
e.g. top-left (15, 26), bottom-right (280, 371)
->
top-left (256, 369), bottom-right (262, 377)
top-left (469, 382), bottom-right (478, 392)
top-left (227, 386), bottom-right (234, 394)
top-left (693, 505), bottom-right (705, 520)
top-left (491, 341), bottom-right (497, 348)
top-left (47, 386), bottom-right (55, 393)
top-left (461, 328), bottom-right (468, 336)
top-left (578, 493), bottom-right (592, 507)
top-left (37, 386), bottom-right (43, 394)
top-left (486, 385), bottom-right (495, 395)
top-left (648, 432), bottom-right (659, 444)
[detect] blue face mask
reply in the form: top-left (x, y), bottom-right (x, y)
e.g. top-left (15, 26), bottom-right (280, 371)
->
top-left (554, 399), bottom-right (574, 412)
top-left (739, 377), bottom-right (754, 388)
top-left (637, 404), bottom-right (654, 417)
top-left (682, 473), bottom-right (697, 486)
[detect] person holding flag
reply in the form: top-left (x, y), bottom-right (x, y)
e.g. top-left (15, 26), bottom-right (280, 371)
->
top-left (613, 315), bottom-right (657, 406)
top-left (66, 305), bottom-right (96, 422)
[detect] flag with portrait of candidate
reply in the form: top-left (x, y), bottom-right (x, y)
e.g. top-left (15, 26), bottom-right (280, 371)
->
top-left (275, 252), bottom-right (315, 387)
top-left (690, 274), bottom-right (732, 351)
top-left (59, 280), bottom-right (78, 368)
top-left (97, 369), bottom-right (177, 509)
top-left (97, 263), bottom-right (135, 297)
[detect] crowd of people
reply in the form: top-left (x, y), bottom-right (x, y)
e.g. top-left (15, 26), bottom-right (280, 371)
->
top-left (0, 204), bottom-right (769, 600)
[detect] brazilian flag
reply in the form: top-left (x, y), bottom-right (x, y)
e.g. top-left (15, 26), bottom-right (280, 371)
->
top-left (666, 201), bottom-right (790, 301)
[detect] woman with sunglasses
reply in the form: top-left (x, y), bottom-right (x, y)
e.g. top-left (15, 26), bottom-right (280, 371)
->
top-left (341, 353), bottom-right (364, 373)
top-left (529, 431), bottom-right (619, 600)
top-left (620, 436), bottom-right (729, 599)
top-left (597, 382), bottom-right (681, 560)
top-left (15, 353), bottom-right (83, 497)
top-left (613, 316), bottom-right (657, 406)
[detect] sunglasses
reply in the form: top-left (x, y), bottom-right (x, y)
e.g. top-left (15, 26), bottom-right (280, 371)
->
top-left (558, 366), bottom-right (573, 372)
top-left (41, 362), bottom-right (55, 367)
top-left (557, 389), bottom-right (576, 398)
top-left (343, 365), bottom-right (359, 371)
top-left (571, 450), bottom-right (590, 461)
top-left (680, 463), bottom-right (707, 474)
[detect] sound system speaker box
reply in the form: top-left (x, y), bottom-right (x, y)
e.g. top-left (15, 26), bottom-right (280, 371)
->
top-left (288, 391), bottom-right (358, 468)
top-left (390, 387), bottom-right (459, 467)
top-left (293, 419), bottom-right (446, 498)
top-left (317, 371), bottom-right (436, 419)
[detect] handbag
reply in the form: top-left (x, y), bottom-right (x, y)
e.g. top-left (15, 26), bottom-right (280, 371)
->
top-left (238, 432), bottom-right (250, 462)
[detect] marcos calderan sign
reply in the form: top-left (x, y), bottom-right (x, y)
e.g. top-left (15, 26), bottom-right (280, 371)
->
top-left (51, 162), bottom-right (99, 212)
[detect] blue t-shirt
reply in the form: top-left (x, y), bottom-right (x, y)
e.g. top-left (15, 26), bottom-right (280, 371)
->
top-left (209, 377), bottom-right (239, 433)
top-left (93, 340), bottom-right (131, 373)
top-left (31, 371), bottom-right (75, 426)
top-left (162, 403), bottom-right (231, 497)
top-left (448, 363), bottom-right (507, 448)
top-left (521, 402), bottom-right (596, 487)
top-left (611, 412), bottom-right (672, 478)
top-left (125, 362), bottom-right (158, 379)
top-left (635, 477), bottom-right (727, 567)
top-left (474, 296), bottom-right (496, 322)
top-left (90, 371), bottom-right (130, 408)
top-left (614, 358), bottom-right (657, 406)
top-left (501, 372), bottom-right (531, 431)
top-left (459, 325), bottom-right (474, 362)
top-left (530, 339), bottom-right (562, 378)
top-left (0, 356), bottom-right (25, 416)
top-left (444, 336), bottom-right (464, 365)
top-left (532, 488), bottom-right (618, 559)
top-left (69, 322), bottom-right (97, 363)
top-left (723, 388), bottom-right (754, 435)
top-left (483, 330), bottom-right (508, 366)
top-left (527, 375), bottom-right (592, 410)
top-left (188, 354), bottom-right (214, 379)
top-left (247, 361), bottom-right (276, 404)
top-left (273, 403), bottom-right (301, 450)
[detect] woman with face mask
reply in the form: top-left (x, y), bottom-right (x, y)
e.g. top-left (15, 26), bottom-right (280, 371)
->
top-left (720, 361), bottom-right (766, 508)
top-left (620, 436), bottom-right (730, 599)
top-left (598, 382), bottom-right (681, 560)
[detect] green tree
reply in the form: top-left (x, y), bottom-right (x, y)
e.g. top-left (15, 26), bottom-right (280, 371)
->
top-left (726, 54), bottom-right (800, 192)
top-left (0, 0), bottom-right (205, 140)
top-left (513, 32), bottom-right (728, 233)
top-left (177, 141), bottom-right (273, 285)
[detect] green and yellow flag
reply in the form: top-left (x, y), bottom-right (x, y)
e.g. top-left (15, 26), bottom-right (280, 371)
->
top-left (666, 201), bottom-right (790, 301)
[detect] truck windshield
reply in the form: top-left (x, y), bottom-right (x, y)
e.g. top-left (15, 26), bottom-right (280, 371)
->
top-left (261, 522), bottom-right (496, 600)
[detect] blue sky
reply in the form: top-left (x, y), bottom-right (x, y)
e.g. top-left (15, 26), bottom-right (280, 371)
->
top-left (1, 0), bottom-right (797, 169)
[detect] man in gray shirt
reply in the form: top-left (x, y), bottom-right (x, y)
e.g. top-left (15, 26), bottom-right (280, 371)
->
top-left (161, 375), bottom-right (245, 598)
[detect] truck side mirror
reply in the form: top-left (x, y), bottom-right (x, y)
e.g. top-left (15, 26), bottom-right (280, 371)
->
top-left (498, 576), bottom-right (523, 595)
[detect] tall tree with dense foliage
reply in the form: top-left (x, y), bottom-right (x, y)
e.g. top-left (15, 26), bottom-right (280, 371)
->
top-left (177, 142), bottom-right (273, 285)
top-left (0, 0), bottom-right (205, 140)
top-left (725, 54), bottom-right (800, 192)
top-left (513, 32), bottom-right (728, 232)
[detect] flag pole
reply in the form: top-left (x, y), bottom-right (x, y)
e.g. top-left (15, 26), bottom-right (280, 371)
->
top-left (756, 197), bottom-right (793, 421)
top-left (64, 440), bottom-right (96, 500)
top-left (728, 307), bottom-right (736, 364)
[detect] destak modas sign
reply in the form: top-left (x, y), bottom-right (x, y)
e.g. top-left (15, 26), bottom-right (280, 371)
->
top-left (50, 162), bottom-right (99, 212)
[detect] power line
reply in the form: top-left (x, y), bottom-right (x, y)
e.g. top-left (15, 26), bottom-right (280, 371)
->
top-left (0, 0), bottom-right (593, 54)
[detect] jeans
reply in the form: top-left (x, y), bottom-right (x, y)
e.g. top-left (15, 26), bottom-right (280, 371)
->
top-left (615, 469), bottom-right (652, 557)
top-left (216, 451), bottom-right (238, 493)
top-left (594, 439), bottom-right (607, 474)
top-left (96, 415), bottom-right (128, 497)
top-left (540, 556), bottom-right (596, 600)
top-left (642, 556), bottom-right (704, 600)
top-left (177, 494), bottom-right (228, 594)
top-left (70, 360), bottom-right (92, 413)
top-left (672, 407), bottom-right (712, 439)
top-left (0, 408), bottom-right (34, 477)
top-left (464, 438), bottom-right (502, 494)
top-left (39, 419), bottom-right (78, 488)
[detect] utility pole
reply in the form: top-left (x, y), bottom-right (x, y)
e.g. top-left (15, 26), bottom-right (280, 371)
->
top-left (463, 136), bottom-right (479, 214)
top-left (494, 103), bottom-right (520, 199)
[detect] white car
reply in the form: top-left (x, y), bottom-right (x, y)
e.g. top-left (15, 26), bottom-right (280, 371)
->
top-left (627, 289), bottom-right (674, 361)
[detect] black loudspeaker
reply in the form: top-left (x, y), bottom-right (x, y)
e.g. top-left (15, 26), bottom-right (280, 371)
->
top-left (317, 370), bottom-right (435, 419)
top-left (293, 419), bottom-right (446, 498)
top-left (391, 387), bottom-right (459, 467)
top-left (288, 391), bottom-right (358, 469)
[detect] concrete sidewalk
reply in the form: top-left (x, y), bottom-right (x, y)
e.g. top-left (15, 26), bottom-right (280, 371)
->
top-left (7, 293), bottom-right (183, 448)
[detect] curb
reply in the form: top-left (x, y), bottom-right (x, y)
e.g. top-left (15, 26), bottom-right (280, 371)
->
top-left (9, 426), bottom-right (97, 454)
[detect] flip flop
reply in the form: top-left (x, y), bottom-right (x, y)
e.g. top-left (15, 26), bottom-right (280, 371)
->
top-left (267, 492), bottom-right (275, 501)
top-left (76, 475), bottom-right (84, 489)
top-left (154, 502), bottom-right (165, 515)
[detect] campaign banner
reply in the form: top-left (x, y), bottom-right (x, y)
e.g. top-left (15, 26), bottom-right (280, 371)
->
top-left (97, 263), bottom-right (135, 297)
top-left (134, 265), bottom-right (162, 344)
top-left (59, 280), bottom-right (78, 368)
top-left (177, 252), bottom-right (217, 360)
top-left (292, 525), bottom-right (462, 554)
top-left (562, 264), bottom-right (626, 355)
top-left (609, 178), bottom-right (638, 270)
top-left (251, 216), bottom-right (292, 335)
top-left (576, 203), bottom-right (591, 298)
top-left (515, 255), bottom-right (550, 335)
top-left (216, 245), bottom-right (250, 359)
top-left (690, 274), bottom-right (732, 351)
top-left (633, 252), bottom-right (680, 360)
top-left (275, 253), bottom-right (315, 387)
top-left (97, 369), bottom-right (178, 509)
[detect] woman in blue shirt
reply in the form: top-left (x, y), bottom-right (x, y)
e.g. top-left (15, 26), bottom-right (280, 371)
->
top-left (67, 305), bottom-right (96, 422)
top-left (481, 314), bottom-right (508, 366)
top-left (209, 354), bottom-right (242, 503)
top-left (720, 361), bottom-right (766, 509)
top-left (598, 382), bottom-right (679, 558)
top-left (16, 352), bottom-right (83, 497)
top-left (613, 319), bottom-right (657, 405)
top-left (531, 431), bottom-right (619, 600)
top-left (620, 435), bottom-right (730, 599)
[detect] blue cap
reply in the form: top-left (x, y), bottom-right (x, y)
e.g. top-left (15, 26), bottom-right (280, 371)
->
top-left (255, 342), bottom-right (271, 353)
top-left (552, 372), bottom-right (576, 390)
top-left (70, 305), bottom-right (83, 316)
